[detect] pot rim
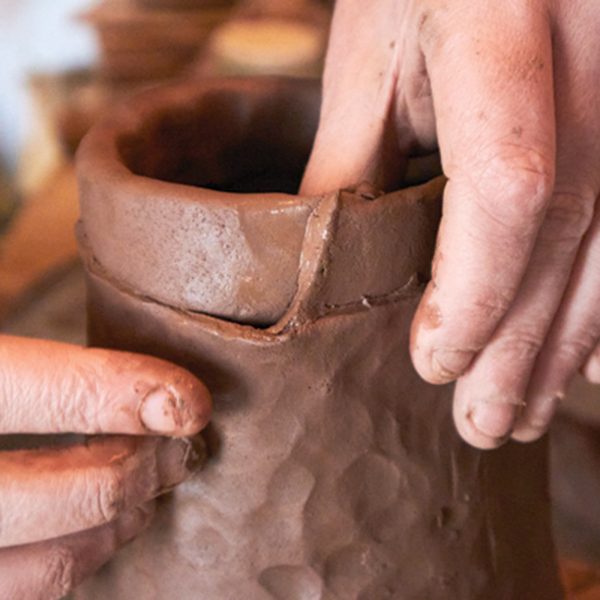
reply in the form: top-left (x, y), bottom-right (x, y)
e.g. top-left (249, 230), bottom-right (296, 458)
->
top-left (76, 76), bottom-right (442, 327)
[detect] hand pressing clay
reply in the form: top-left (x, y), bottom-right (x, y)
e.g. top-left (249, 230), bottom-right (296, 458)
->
top-left (73, 77), bottom-right (563, 599)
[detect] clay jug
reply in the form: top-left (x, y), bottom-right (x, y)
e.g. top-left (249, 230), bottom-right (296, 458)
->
top-left (73, 77), bottom-right (563, 599)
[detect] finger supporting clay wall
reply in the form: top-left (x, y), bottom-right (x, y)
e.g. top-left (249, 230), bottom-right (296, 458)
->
top-left (74, 76), bottom-right (563, 599)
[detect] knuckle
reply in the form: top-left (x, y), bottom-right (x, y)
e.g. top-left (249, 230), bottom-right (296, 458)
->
top-left (43, 545), bottom-right (76, 598)
top-left (467, 287), bottom-right (513, 328)
top-left (497, 328), bottom-right (544, 363)
top-left (540, 189), bottom-right (596, 243)
top-left (557, 337), bottom-right (597, 365)
top-left (62, 367), bottom-right (103, 433)
top-left (470, 146), bottom-right (554, 226)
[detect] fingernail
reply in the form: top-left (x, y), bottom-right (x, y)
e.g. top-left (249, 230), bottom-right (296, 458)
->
top-left (583, 349), bottom-right (600, 383)
top-left (115, 501), bottom-right (156, 545)
top-left (470, 398), bottom-right (522, 441)
top-left (155, 435), bottom-right (207, 494)
top-left (184, 434), bottom-right (208, 472)
top-left (532, 393), bottom-right (563, 424)
top-left (512, 394), bottom-right (562, 442)
top-left (139, 387), bottom-right (185, 434)
top-left (432, 348), bottom-right (474, 382)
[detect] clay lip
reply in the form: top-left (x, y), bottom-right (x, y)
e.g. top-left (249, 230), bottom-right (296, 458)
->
top-left (76, 76), bottom-right (443, 327)
top-left (77, 77), bottom-right (321, 326)
top-left (76, 77), bottom-right (320, 202)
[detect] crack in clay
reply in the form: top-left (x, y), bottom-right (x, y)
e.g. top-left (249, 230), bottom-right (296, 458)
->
top-left (75, 78), bottom-right (562, 600)
top-left (324, 275), bottom-right (426, 311)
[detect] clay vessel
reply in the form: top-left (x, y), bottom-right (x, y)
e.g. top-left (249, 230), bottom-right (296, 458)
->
top-left (80, 2), bottom-right (232, 82)
top-left (73, 77), bottom-right (563, 599)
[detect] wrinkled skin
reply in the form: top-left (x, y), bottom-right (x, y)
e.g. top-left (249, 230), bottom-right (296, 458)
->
top-left (3, 0), bottom-right (600, 596)
top-left (302, 0), bottom-right (600, 450)
top-left (0, 335), bottom-right (210, 599)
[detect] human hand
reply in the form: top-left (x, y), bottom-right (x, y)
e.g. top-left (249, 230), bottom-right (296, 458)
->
top-left (301, 0), bottom-right (600, 449)
top-left (0, 335), bottom-right (211, 599)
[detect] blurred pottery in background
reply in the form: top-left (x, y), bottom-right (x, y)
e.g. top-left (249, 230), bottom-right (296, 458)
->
top-left (80, 0), bottom-right (236, 82)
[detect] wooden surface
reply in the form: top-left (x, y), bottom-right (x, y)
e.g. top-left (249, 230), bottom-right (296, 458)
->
top-left (0, 161), bottom-right (79, 320)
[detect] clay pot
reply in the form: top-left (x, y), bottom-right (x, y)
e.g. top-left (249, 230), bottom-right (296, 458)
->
top-left (135, 0), bottom-right (234, 9)
top-left (81, 2), bottom-right (232, 82)
top-left (74, 77), bottom-right (562, 599)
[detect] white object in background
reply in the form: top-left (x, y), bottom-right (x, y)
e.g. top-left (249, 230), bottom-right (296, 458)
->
top-left (0, 0), bottom-right (96, 174)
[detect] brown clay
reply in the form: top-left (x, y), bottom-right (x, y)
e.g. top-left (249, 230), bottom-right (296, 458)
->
top-left (73, 77), bottom-right (563, 599)
top-left (80, 2), bottom-right (232, 82)
top-left (135, 0), bottom-right (233, 9)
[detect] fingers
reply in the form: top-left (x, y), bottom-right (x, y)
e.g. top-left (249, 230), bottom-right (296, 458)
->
top-left (487, 1), bottom-right (600, 444)
top-left (452, 187), bottom-right (597, 448)
top-left (410, 1), bottom-right (556, 390)
top-left (303, 0), bottom-right (599, 450)
top-left (300, 0), bottom-right (429, 194)
top-left (512, 204), bottom-right (600, 441)
top-left (0, 335), bottom-right (211, 436)
top-left (583, 344), bottom-right (600, 384)
top-left (0, 434), bottom-right (205, 548)
top-left (0, 501), bottom-right (155, 600)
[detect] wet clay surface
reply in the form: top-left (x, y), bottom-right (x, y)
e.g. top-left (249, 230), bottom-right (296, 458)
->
top-left (76, 78), bottom-right (321, 326)
top-left (74, 77), bottom-right (563, 599)
top-left (76, 258), bottom-right (560, 599)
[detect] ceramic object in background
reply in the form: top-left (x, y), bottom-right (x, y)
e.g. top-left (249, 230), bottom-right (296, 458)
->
top-left (194, 0), bottom-right (331, 78)
top-left (80, 0), bottom-right (235, 82)
top-left (208, 18), bottom-right (326, 77)
top-left (73, 77), bottom-right (563, 599)
top-left (135, 0), bottom-right (234, 9)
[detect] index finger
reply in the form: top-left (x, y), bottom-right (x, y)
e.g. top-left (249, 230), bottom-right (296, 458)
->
top-left (410, 1), bottom-right (556, 384)
top-left (0, 335), bottom-right (211, 436)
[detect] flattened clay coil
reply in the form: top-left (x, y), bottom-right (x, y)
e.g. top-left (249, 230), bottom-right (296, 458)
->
top-left (74, 77), bottom-right (563, 599)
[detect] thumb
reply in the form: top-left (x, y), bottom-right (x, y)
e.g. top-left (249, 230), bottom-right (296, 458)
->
top-left (0, 335), bottom-right (211, 436)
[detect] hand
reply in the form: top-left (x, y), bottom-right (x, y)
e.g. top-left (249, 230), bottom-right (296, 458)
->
top-left (0, 335), bottom-right (211, 599)
top-left (301, 0), bottom-right (600, 449)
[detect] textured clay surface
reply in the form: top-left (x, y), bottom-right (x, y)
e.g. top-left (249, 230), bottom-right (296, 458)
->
top-left (73, 77), bottom-right (563, 599)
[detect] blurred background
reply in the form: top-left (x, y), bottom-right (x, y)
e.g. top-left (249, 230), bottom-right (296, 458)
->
top-left (0, 0), bottom-right (334, 323)
top-left (0, 0), bottom-right (333, 195)
top-left (1, 2), bottom-right (600, 596)
top-left (0, 0), bottom-right (95, 173)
